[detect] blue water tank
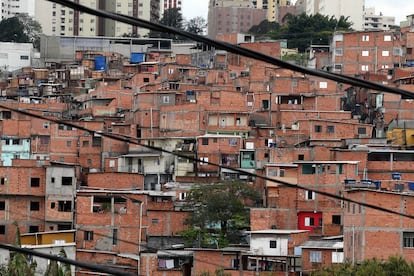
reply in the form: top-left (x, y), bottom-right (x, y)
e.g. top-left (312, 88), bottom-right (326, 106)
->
top-left (131, 52), bottom-right (145, 64)
top-left (344, 179), bottom-right (356, 184)
top-left (408, 182), bottom-right (414, 191)
top-left (372, 181), bottom-right (381, 190)
top-left (392, 172), bottom-right (401, 180)
top-left (94, 56), bottom-right (106, 71)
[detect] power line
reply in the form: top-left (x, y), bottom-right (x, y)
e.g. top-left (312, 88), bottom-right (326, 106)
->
top-left (0, 0), bottom-right (413, 273)
top-left (46, 0), bottom-right (414, 99)
top-left (0, 103), bottom-right (412, 221)
top-left (0, 243), bottom-right (135, 276)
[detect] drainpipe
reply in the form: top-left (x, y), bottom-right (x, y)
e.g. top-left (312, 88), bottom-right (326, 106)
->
top-left (138, 201), bottom-right (143, 276)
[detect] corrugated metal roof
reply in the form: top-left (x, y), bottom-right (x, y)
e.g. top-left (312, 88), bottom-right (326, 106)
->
top-left (300, 240), bottom-right (343, 249)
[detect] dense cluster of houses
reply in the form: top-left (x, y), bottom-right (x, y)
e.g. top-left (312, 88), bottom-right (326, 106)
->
top-left (1, 21), bottom-right (414, 275)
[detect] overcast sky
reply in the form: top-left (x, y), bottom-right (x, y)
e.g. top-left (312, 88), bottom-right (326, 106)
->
top-left (181, 0), bottom-right (413, 24)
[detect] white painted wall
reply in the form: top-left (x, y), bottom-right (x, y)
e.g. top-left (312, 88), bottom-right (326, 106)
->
top-left (0, 42), bottom-right (33, 72)
top-left (250, 234), bottom-right (289, 256)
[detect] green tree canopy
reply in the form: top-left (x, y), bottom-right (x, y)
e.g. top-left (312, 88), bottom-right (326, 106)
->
top-left (312, 256), bottom-right (414, 275)
top-left (149, 8), bottom-right (184, 40)
top-left (8, 222), bottom-right (37, 276)
top-left (248, 13), bottom-right (353, 52)
top-left (185, 16), bottom-right (207, 35)
top-left (0, 14), bottom-right (42, 49)
top-left (182, 181), bottom-right (260, 248)
top-left (248, 20), bottom-right (280, 36)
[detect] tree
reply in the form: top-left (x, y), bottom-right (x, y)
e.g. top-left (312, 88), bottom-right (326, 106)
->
top-left (16, 14), bottom-right (42, 49)
top-left (312, 256), bottom-right (414, 275)
top-left (185, 16), bottom-right (207, 35)
top-left (8, 222), bottom-right (37, 276)
top-left (44, 249), bottom-right (71, 276)
top-left (248, 20), bottom-right (280, 36)
top-left (182, 181), bottom-right (260, 248)
top-left (149, 8), bottom-right (184, 40)
top-left (0, 14), bottom-right (42, 49)
top-left (248, 13), bottom-right (353, 52)
top-left (0, 17), bottom-right (29, 43)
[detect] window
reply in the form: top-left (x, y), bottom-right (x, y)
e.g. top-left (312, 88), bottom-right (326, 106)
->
top-left (279, 169), bottom-right (285, 177)
top-left (362, 35), bottom-right (369, 41)
top-left (305, 217), bottom-right (315, 226)
top-left (58, 224), bottom-right (72, 231)
top-left (314, 125), bottom-right (322, 133)
top-left (362, 50), bottom-right (369, 57)
top-left (30, 201), bottom-right (40, 211)
top-left (231, 259), bottom-right (240, 269)
top-left (0, 201), bottom-right (4, 210)
top-left (357, 127), bottom-right (367, 135)
top-left (66, 141), bottom-right (72, 147)
top-left (179, 192), bottom-right (187, 200)
top-left (58, 201), bottom-right (71, 212)
top-left (332, 252), bottom-right (344, 263)
top-left (20, 55), bottom-right (29, 60)
top-left (262, 100), bottom-right (269, 110)
top-left (384, 35), bottom-right (392, 41)
top-left (29, 225), bottom-right (39, 233)
top-left (31, 178), bottom-right (40, 187)
top-left (0, 225), bottom-right (5, 234)
top-left (2, 111), bottom-right (11, 119)
top-left (143, 77), bottom-right (150, 82)
top-left (382, 51), bottom-right (389, 57)
top-left (62, 177), bottom-right (72, 186)
top-left (84, 231), bottom-right (94, 241)
top-left (334, 48), bottom-right (343, 56)
top-left (326, 126), bottom-right (335, 133)
top-left (0, 178), bottom-right (4, 185)
top-left (393, 47), bottom-right (402, 56)
top-left (152, 218), bottom-right (159, 224)
top-left (310, 251), bottom-right (322, 263)
top-left (298, 154), bottom-right (304, 161)
top-left (200, 157), bottom-right (208, 165)
top-left (92, 137), bottom-right (102, 146)
top-left (268, 169), bottom-right (277, 176)
top-left (162, 96), bottom-right (170, 104)
top-left (403, 232), bottom-right (414, 248)
top-left (202, 138), bottom-right (208, 145)
top-left (361, 65), bottom-right (369, 71)
top-left (269, 240), bottom-right (277, 248)
top-left (305, 191), bottom-right (315, 200)
top-left (332, 215), bottom-right (341, 225)
top-left (113, 228), bottom-right (118, 245)
top-left (82, 140), bottom-right (89, 147)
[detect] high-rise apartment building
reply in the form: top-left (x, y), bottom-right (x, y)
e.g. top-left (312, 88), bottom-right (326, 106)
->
top-left (299, 0), bottom-right (364, 30)
top-left (34, 0), bottom-right (160, 37)
top-left (162, 0), bottom-right (182, 12)
top-left (252, 0), bottom-right (293, 22)
top-left (208, 0), bottom-right (267, 38)
top-left (364, 7), bottom-right (396, 31)
top-left (0, 0), bottom-right (35, 19)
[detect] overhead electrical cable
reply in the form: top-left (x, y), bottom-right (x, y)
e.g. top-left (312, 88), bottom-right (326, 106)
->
top-left (0, 103), bottom-right (412, 221)
top-left (47, 0), bottom-right (414, 99)
top-left (0, 0), bottom-right (412, 273)
top-left (0, 243), bottom-right (136, 276)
